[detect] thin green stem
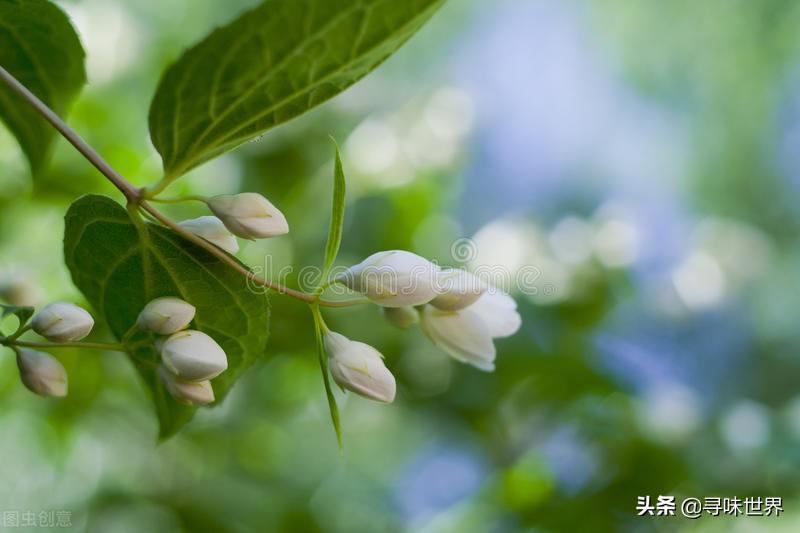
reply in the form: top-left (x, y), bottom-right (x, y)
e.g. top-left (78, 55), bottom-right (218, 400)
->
top-left (142, 175), bottom-right (178, 198)
top-left (121, 325), bottom-right (139, 345)
top-left (7, 324), bottom-right (31, 342)
top-left (5, 339), bottom-right (125, 351)
top-left (314, 279), bottom-right (370, 307)
top-left (311, 304), bottom-right (331, 334)
top-left (313, 279), bottom-right (334, 298)
top-left (126, 201), bottom-right (149, 235)
top-left (147, 195), bottom-right (208, 204)
top-left (315, 276), bottom-right (369, 306)
top-left (311, 303), bottom-right (341, 448)
top-left (315, 297), bottom-right (371, 308)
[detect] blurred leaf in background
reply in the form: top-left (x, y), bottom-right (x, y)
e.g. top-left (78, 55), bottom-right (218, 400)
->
top-left (0, 0), bottom-right (86, 173)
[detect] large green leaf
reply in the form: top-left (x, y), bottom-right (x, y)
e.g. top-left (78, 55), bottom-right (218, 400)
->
top-left (64, 195), bottom-right (269, 438)
top-left (149, 0), bottom-right (444, 179)
top-left (0, 0), bottom-right (86, 172)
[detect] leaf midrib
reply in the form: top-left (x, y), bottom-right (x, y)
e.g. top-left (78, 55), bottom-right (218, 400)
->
top-left (164, 0), bottom-right (442, 176)
top-left (170, 0), bottom-right (365, 171)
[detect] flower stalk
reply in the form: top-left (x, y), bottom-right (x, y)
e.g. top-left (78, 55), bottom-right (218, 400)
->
top-left (1, 337), bottom-right (124, 351)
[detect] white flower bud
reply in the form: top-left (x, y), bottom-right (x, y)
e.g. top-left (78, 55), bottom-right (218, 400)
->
top-left (31, 302), bottom-right (94, 342)
top-left (324, 331), bottom-right (396, 403)
top-left (420, 291), bottom-right (522, 371)
top-left (137, 297), bottom-right (196, 335)
top-left (335, 250), bottom-right (439, 307)
top-left (206, 193), bottom-right (289, 239)
top-left (420, 305), bottom-right (496, 371)
top-left (160, 330), bottom-right (228, 382)
top-left (431, 269), bottom-right (487, 311)
top-left (0, 274), bottom-right (41, 306)
top-left (158, 366), bottom-right (215, 405)
top-left (381, 306), bottom-right (419, 329)
top-left (178, 216), bottom-right (239, 254)
top-left (468, 291), bottom-right (522, 338)
top-left (16, 348), bottom-right (68, 397)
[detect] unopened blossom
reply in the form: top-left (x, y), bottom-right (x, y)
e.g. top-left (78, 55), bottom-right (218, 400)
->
top-left (160, 330), bottom-right (228, 382)
top-left (465, 291), bottom-right (522, 338)
top-left (431, 269), bottom-right (486, 311)
top-left (178, 216), bottom-right (239, 254)
top-left (0, 274), bottom-right (41, 306)
top-left (206, 193), bottom-right (289, 239)
top-left (420, 291), bottom-right (521, 371)
top-left (31, 302), bottom-right (94, 342)
top-left (420, 305), bottom-right (496, 371)
top-left (382, 306), bottom-right (419, 329)
top-left (16, 348), bottom-right (68, 397)
top-left (335, 250), bottom-right (439, 307)
top-left (137, 297), bottom-right (196, 335)
top-left (324, 331), bottom-right (396, 402)
top-left (158, 365), bottom-right (215, 405)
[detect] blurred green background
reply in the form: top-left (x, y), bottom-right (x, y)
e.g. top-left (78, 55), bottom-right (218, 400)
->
top-left (3, 0), bottom-right (800, 531)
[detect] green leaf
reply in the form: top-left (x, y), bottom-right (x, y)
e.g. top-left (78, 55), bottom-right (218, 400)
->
top-left (0, 0), bottom-right (86, 173)
top-left (311, 304), bottom-right (341, 448)
top-left (321, 140), bottom-right (346, 283)
top-left (0, 303), bottom-right (34, 336)
top-left (149, 0), bottom-right (444, 178)
top-left (63, 195), bottom-right (269, 439)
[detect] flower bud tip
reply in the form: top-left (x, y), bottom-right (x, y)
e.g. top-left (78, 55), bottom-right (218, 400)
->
top-left (178, 216), bottom-right (239, 254)
top-left (31, 302), bottom-right (94, 342)
top-left (137, 297), bottom-right (196, 335)
top-left (160, 330), bottom-right (228, 382)
top-left (158, 366), bottom-right (215, 405)
top-left (206, 193), bottom-right (289, 239)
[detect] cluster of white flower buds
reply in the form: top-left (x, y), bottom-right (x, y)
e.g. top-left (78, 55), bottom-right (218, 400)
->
top-left (324, 250), bottom-right (522, 403)
top-left (15, 302), bottom-right (96, 397)
top-left (176, 193), bottom-right (289, 254)
top-left (136, 297), bottom-right (228, 406)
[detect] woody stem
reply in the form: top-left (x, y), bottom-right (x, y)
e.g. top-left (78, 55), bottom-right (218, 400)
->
top-left (0, 65), bottom-right (360, 308)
